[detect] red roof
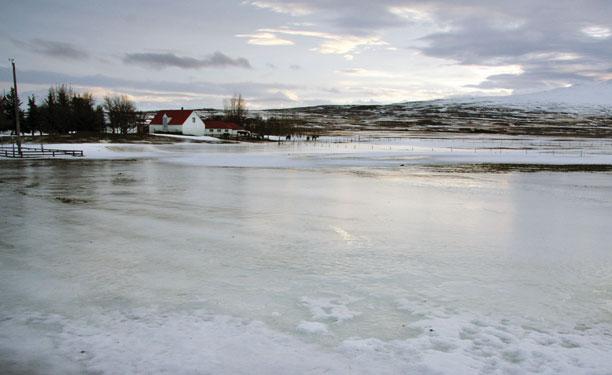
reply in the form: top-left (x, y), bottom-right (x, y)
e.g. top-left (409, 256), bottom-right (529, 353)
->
top-left (150, 110), bottom-right (194, 125)
top-left (205, 120), bottom-right (244, 130)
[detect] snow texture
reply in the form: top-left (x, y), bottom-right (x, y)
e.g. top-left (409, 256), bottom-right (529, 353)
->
top-left (1, 140), bottom-right (612, 374)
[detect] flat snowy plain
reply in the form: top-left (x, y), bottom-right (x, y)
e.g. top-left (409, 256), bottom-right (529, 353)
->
top-left (1, 135), bottom-right (612, 374)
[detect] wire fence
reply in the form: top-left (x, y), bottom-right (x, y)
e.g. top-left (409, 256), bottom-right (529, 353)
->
top-left (273, 134), bottom-right (612, 159)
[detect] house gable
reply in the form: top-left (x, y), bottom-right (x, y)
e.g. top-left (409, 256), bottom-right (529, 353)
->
top-left (150, 110), bottom-right (194, 126)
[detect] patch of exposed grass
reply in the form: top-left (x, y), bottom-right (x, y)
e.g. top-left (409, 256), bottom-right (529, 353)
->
top-left (424, 163), bottom-right (612, 173)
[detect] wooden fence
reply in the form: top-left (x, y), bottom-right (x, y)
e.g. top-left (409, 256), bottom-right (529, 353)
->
top-left (0, 145), bottom-right (83, 158)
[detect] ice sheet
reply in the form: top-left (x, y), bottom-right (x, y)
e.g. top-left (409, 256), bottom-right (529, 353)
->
top-left (1, 146), bottom-right (611, 373)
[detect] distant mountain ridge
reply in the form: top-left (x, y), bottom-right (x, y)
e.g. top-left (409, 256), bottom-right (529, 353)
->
top-left (266, 82), bottom-right (612, 137)
top-left (265, 81), bottom-right (612, 115)
top-left (440, 81), bottom-right (612, 110)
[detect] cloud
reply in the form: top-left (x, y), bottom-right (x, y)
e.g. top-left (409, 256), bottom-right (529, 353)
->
top-left (243, 0), bottom-right (416, 35)
top-left (243, 0), bottom-right (407, 32)
top-left (582, 25), bottom-right (611, 40)
top-left (13, 38), bottom-right (89, 60)
top-left (336, 68), bottom-right (397, 78)
top-left (242, 1), bottom-right (313, 16)
top-left (241, 27), bottom-right (389, 57)
top-left (244, 0), bottom-right (612, 92)
top-left (466, 69), bottom-right (589, 93)
top-left (236, 32), bottom-right (294, 46)
top-left (0, 66), bottom-right (299, 108)
top-left (123, 52), bottom-right (252, 70)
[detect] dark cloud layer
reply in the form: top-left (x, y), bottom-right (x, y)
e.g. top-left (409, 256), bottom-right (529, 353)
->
top-left (0, 66), bottom-right (295, 101)
top-left (123, 51), bottom-right (252, 70)
top-left (4, 0), bottom-right (612, 107)
top-left (13, 38), bottom-right (89, 60)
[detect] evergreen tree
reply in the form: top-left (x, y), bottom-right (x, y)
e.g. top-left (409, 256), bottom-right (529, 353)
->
top-left (41, 87), bottom-right (58, 134)
top-left (26, 95), bottom-right (41, 135)
top-left (0, 94), bottom-right (9, 132)
top-left (93, 105), bottom-right (106, 134)
top-left (3, 88), bottom-right (24, 135)
top-left (71, 92), bottom-right (96, 133)
top-left (55, 85), bottom-right (72, 134)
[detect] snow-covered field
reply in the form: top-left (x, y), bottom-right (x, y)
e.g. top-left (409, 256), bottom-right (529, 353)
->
top-left (6, 133), bottom-right (612, 166)
top-left (1, 138), bottom-right (612, 374)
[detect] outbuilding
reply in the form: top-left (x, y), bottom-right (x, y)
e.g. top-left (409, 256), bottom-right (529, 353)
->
top-left (204, 120), bottom-right (248, 137)
top-left (149, 110), bottom-right (205, 136)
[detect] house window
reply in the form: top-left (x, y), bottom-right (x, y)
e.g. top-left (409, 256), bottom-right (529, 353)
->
top-left (192, 117), bottom-right (195, 123)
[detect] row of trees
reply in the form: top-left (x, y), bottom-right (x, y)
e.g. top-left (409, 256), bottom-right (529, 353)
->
top-left (2, 89), bottom-right (307, 138)
top-left (244, 116), bottom-right (307, 136)
top-left (223, 93), bottom-right (306, 136)
top-left (0, 85), bottom-right (140, 135)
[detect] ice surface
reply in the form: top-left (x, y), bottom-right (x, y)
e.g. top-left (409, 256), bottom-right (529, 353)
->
top-left (301, 297), bottom-right (361, 323)
top-left (296, 321), bottom-right (330, 335)
top-left (1, 143), bottom-right (612, 373)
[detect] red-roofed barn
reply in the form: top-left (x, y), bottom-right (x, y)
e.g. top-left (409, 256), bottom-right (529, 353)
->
top-left (149, 110), bottom-right (205, 136)
top-left (204, 120), bottom-right (248, 137)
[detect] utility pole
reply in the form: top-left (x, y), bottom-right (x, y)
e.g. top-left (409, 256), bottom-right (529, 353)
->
top-left (10, 58), bottom-right (22, 157)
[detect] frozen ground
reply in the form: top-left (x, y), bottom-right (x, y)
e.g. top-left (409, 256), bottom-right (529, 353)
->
top-left (4, 133), bottom-right (612, 167)
top-left (1, 138), bottom-right (612, 374)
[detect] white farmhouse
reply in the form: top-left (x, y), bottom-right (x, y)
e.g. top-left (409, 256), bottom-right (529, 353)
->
top-left (148, 109), bottom-right (205, 136)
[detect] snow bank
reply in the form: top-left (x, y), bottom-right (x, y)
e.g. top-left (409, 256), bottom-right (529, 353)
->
top-left (2, 307), bottom-right (610, 374)
top-left (301, 296), bottom-right (361, 323)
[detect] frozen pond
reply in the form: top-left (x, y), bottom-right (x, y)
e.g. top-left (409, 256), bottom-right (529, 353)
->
top-left (1, 149), bottom-right (612, 373)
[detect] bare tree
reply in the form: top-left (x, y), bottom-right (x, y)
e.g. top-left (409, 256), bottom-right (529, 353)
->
top-left (135, 111), bottom-right (148, 135)
top-left (223, 94), bottom-right (247, 124)
top-left (104, 95), bottom-right (136, 135)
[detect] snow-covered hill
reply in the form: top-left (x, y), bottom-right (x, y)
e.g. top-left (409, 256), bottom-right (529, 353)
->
top-left (504, 81), bottom-right (612, 106)
top-left (443, 81), bottom-right (612, 113)
top-left (267, 83), bottom-right (612, 137)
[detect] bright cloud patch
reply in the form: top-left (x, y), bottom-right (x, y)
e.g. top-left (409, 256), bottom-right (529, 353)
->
top-left (581, 25), bottom-right (611, 39)
top-left (315, 35), bottom-right (388, 55)
top-left (241, 27), bottom-right (390, 57)
top-left (388, 6), bottom-right (433, 23)
top-left (336, 68), bottom-right (397, 78)
top-left (237, 32), bottom-right (294, 46)
top-left (243, 0), bottom-right (312, 16)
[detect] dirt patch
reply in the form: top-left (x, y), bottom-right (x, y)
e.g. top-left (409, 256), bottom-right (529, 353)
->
top-left (424, 163), bottom-right (612, 173)
top-left (19, 133), bottom-right (182, 144)
top-left (55, 196), bottom-right (89, 204)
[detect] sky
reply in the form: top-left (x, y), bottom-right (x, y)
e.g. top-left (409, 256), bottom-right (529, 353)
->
top-left (1, 0), bottom-right (612, 110)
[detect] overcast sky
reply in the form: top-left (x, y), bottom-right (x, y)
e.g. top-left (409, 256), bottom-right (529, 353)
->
top-left (1, 0), bottom-right (611, 109)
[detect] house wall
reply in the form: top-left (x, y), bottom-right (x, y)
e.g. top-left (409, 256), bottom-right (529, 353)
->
top-left (204, 128), bottom-right (239, 137)
top-left (182, 114), bottom-right (206, 136)
top-left (149, 124), bottom-right (183, 134)
top-left (105, 126), bottom-right (138, 134)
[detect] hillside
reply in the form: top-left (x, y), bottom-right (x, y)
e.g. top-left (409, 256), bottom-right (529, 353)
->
top-left (265, 83), bottom-right (612, 137)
